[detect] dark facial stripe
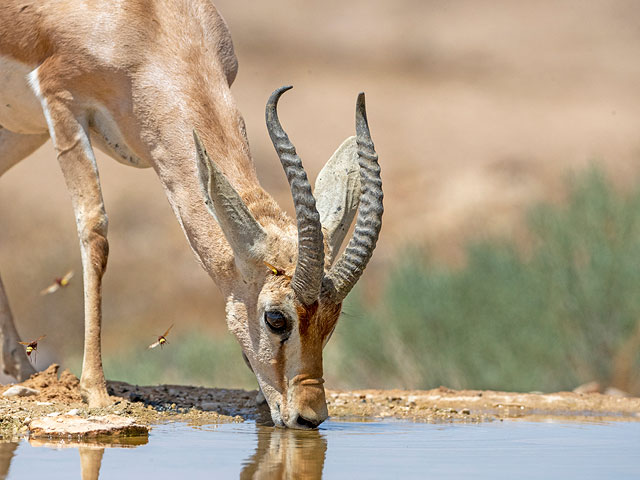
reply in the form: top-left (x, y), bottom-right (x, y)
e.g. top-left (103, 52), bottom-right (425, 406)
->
top-left (296, 301), bottom-right (342, 380)
top-left (296, 301), bottom-right (318, 338)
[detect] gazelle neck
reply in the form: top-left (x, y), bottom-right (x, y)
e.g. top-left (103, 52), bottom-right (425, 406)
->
top-left (145, 100), bottom-right (288, 294)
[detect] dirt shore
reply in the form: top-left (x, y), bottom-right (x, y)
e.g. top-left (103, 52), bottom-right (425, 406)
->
top-left (0, 365), bottom-right (638, 439)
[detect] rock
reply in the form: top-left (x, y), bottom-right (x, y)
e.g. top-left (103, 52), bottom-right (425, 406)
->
top-left (2, 386), bottom-right (40, 397)
top-left (29, 414), bottom-right (148, 439)
top-left (128, 392), bottom-right (145, 402)
top-left (66, 409), bottom-right (80, 416)
top-left (200, 401), bottom-right (220, 411)
top-left (573, 381), bottom-right (601, 394)
top-left (604, 387), bottom-right (630, 398)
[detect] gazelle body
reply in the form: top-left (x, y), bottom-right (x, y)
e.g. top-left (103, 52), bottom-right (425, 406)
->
top-left (0, 0), bottom-right (382, 428)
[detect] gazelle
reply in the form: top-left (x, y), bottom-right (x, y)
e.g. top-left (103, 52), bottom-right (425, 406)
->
top-left (0, 0), bottom-right (382, 428)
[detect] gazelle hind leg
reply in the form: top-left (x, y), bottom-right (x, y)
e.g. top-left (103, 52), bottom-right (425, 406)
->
top-left (0, 126), bottom-right (48, 381)
top-left (0, 125), bottom-right (48, 177)
top-left (0, 273), bottom-right (36, 381)
top-left (31, 72), bottom-right (111, 407)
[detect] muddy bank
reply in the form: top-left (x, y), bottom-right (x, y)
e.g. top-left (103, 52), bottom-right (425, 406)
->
top-left (0, 365), bottom-right (244, 438)
top-left (0, 365), bottom-right (638, 438)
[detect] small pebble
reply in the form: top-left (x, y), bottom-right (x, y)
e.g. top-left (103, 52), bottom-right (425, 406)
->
top-left (2, 386), bottom-right (39, 398)
top-left (200, 401), bottom-right (219, 411)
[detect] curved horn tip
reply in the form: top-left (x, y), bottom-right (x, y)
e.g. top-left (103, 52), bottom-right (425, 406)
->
top-left (268, 85), bottom-right (294, 105)
top-left (357, 92), bottom-right (366, 108)
top-left (356, 93), bottom-right (369, 124)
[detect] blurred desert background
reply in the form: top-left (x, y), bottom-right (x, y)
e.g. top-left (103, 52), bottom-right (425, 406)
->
top-left (1, 0), bottom-right (640, 394)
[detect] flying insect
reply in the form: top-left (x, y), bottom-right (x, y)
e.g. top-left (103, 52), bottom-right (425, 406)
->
top-left (40, 271), bottom-right (74, 295)
top-left (18, 335), bottom-right (46, 364)
top-left (148, 324), bottom-right (174, 350)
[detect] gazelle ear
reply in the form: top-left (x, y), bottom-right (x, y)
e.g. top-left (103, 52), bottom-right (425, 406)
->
top-left (314, 136), bottom-right (361, 263)
top-left (194, 131), bottom-right (267, 268)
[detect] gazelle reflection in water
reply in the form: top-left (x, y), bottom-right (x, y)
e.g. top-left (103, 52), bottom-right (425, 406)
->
top-left (78, 447), bottom-right (104, 480)
top-left (26, 436), bottom-right (148, 480)
top-left (0, 442), bottom-right (17, 480)
top-left (0, 427), bottom-right (325, 479)
top-left (241, 426), bottom-right (327, 479)
top-left (0, 442), bottom-right (107, 480)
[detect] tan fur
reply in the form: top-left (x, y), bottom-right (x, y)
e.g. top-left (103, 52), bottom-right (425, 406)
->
top-left (0, 0), bottom-right (355, 427)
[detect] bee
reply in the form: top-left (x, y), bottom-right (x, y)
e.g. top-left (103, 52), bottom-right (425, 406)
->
top-left (148, 324), bottom-right (174, 350)
top-left (40, 270), bottom-right (74, 295)
top-left (263, 261), bottom-right (291, 280)
top-left (18, 335), bottom-right (46, 364)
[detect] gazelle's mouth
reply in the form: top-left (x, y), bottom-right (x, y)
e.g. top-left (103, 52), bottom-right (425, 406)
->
top-left (295, 415), bottom-right (320, 429)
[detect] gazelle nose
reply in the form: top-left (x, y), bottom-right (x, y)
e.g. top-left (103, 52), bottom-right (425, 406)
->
top-left (295, 414), bottom-right (322, 429)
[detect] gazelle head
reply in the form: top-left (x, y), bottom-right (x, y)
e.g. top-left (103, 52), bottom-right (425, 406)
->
top-left (195, 86), bottom-right (383, 429)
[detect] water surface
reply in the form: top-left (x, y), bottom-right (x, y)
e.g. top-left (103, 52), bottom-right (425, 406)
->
top-left (4, 419), bottom-right (640, 479)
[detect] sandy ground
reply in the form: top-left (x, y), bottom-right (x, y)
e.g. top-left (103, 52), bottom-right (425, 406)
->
top-left (0, 366), bottom-right (637, 439)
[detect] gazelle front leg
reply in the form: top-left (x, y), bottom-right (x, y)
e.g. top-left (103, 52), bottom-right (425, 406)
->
top-left (32, 79), bottom-right (111, 407)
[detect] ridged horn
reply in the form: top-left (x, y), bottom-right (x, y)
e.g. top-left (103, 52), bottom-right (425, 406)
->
top-left (323, 93), bottom-right (383, 303)
top-left (266, 86), bottom-right (324, 305)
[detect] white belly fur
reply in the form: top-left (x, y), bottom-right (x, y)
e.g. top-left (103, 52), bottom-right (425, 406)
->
top-left (89, 105), bottom-right (149, 168)
top-left (0, 56), bottom-right (48, 134)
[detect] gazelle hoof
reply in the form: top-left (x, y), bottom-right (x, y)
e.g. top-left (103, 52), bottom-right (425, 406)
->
top-left (80, 383), bottom-right (113, 408)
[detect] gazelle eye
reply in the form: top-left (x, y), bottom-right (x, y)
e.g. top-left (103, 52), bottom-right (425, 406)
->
top-left (264, 310), bottom-right (287, 334)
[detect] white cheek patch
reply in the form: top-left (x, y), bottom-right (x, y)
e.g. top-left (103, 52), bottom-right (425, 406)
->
top-left (284, 329), bottom-right (303, 378)
top-left (225, 297), bottom-right (252, 351)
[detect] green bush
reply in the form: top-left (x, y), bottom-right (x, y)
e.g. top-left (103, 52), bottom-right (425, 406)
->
top-left (325, 168), bottom-right (640, 393)
top-left (101, 330), bottom-right (256, 389)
